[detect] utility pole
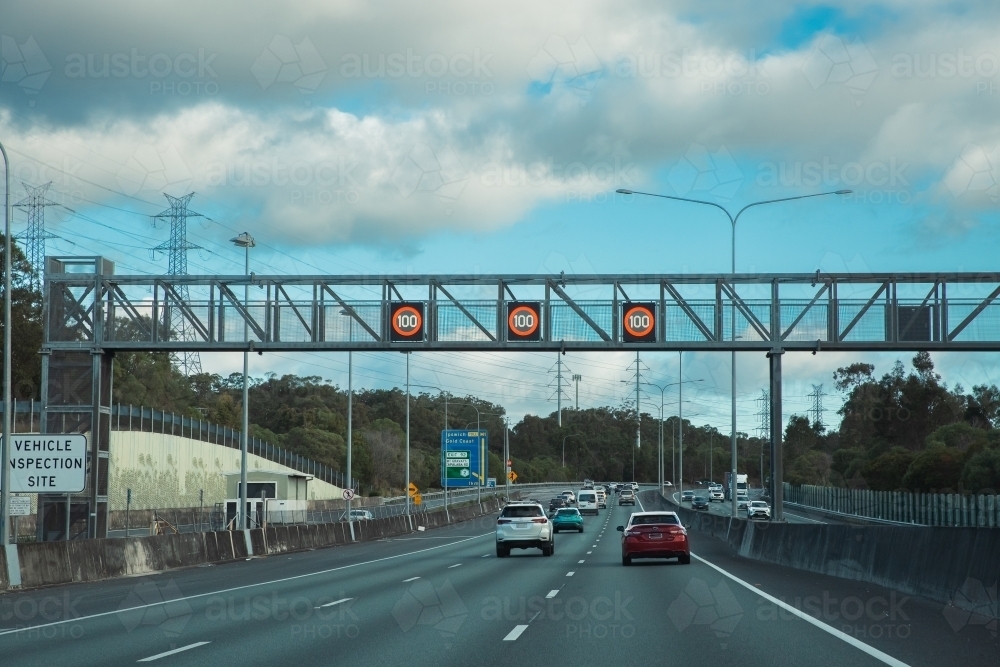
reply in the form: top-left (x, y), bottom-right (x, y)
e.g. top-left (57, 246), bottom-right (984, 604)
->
top-left (624, 353), bottom-right (646, 482)
top-left (13, 182), bottom-right (56, 292)
top-left (572, 374), bottom-right (581, 410)
top-left (152, 193), bottom-right (204, 376)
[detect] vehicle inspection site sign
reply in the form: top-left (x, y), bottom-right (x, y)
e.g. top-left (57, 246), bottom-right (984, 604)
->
top-left (5, 434), bottom-right (87, 493)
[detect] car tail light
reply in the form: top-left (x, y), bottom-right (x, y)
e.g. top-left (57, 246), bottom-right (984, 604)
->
top-left (497, 519), bottom-right (511, 524)
top-left (532, 518), bottom-right (548, 524)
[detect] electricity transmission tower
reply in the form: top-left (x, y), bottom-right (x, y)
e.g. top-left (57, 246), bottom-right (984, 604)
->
top-left (755, 389), bottom-right (770, 440)
top-left (548, 355), bottom-right (573, 426)
top-left (808, 384), bottom-right (826, 430)
top-left (13, 182), bottom-right (57, 291)
top-left (152, 192), bottom-right (204, 376)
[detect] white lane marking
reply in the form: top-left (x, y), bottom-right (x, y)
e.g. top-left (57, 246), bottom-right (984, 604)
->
top-left (783, 511), bottom-right (826, 524)
top-left (137, 642), bottom-right (211, 662)
top-left (402, 576), bottom-right (421, 582)
top-left (566, 571), bottom-right (575, 577)
top-left (546, 590), bottom-right (559, 599)
top-left (448, 564), bottom-right (462, 569)
top-left (586, 551), bottom-right (592, 555)
top-left (0, 531), bottom-right (495, 638)
top-left (577, 559), bottom-right (585, 564)
top-left (315, 597), bottom-right (352, 609)
top-left (504, 624), bottom-right (529, 641)
top-left (592, 544), bottom-right (597, 548)
top-left (692, 554), bottom-right (911, 667)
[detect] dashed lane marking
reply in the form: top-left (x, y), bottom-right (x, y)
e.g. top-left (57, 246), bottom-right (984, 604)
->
top-left (504, 625), bottom-right (529, 641)
top-left (546, 590), bottom-right (559, 599)
top-left (137, 642), bottom-right (211, 662)
top-left (402, 576), bottom-right (420, 582)
top-left (566, 571), bottom-right (575, 577)
top-left (315, 598), bottom-right (352, 609)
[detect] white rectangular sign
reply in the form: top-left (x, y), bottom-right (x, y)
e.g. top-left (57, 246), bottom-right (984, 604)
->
top-left (9, 496), bottom-right (31, 516)
top-left (6, 434), bottom-right (87, 493)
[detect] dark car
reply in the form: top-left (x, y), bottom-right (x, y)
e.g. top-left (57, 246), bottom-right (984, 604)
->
top-left (549, 497), bottom-right (568, 512)
top-left (692, 496), bottom-right (709, 510)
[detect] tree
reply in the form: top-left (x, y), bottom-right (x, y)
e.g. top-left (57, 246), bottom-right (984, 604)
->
top-left (902, 445), bottom-right (965, 492)
top-left (864, 447), bottom-right (915, 491)
top-left (363, 418), bottom-right (405, 491)
top-left (0, 235), bottom-right (43, 399)
top-left (785, 450), bottom-right (832, 486)
top-left (283, 427), bottom-right (346, 470)
top-left (961, 447), bottom-right (1000, 494)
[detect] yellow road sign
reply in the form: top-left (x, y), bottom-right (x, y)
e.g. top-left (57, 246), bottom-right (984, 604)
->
top-left (507, 471), bottom-right (517, 482)
top-left (408, 483), bottom-right (418, 497)
top-left (413, 492), bottom-right (422, 506)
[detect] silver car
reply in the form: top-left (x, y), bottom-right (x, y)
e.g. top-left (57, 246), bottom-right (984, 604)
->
top-left (496, 502), bottom-right (554, 557)
top-left (736, 493), bottom-right (750, 512)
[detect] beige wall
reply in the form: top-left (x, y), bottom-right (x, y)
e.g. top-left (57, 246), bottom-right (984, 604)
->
top-left (109, 431), bottom-right (343, 511)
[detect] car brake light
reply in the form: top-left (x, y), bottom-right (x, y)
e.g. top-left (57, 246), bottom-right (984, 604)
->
top-left (497, 519), bottom-right (511, 524)
top-left (532, 518), bottom-right (548, 524)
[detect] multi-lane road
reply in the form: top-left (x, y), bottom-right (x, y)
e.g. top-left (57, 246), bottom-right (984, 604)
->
top-left (668, 487), bottom-right (835, 524)
top-left (0, 489), bottom-right (994, 666)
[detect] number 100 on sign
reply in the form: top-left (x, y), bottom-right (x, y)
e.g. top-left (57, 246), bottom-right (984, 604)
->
top-left (507, 302), bottom-right (541, 341)
top-left (623, 302), bottom-right (656, 342)
top-left (390, 302), bottom-right (425, 342)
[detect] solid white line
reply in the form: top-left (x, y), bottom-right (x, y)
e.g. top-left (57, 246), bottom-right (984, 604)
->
top-left (566, 571), bottom-right (575, 577)
top-left (402, 577), bottom-right (421, 582)
top-left (0, 532), bottom-right (494, 638)
top-left (482, 554), bottom-right (490, 558)
top-left (503, 625), bottom-right (528, 641)
top-left (691, 554), bottom-right (910, 667)
top-left (315, 598), bottom-right (352, 609)
top-left (783, 511), bottom-right (826, 524)
top-left (545, 590), bottom-right (559, 599)
top-left (137, 642), bottom-right (211, 662)
top-left (448, 563), bottom-right (462, 568)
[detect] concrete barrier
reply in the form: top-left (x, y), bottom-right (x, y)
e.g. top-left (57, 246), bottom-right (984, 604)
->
top-left (1, 495), bottom-right (500, 591)
top-left (640, 489), bottom-right (1000, 621)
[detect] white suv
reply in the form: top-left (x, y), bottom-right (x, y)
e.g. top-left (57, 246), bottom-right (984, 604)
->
top-left (496, 502), bottom-right (554, 557)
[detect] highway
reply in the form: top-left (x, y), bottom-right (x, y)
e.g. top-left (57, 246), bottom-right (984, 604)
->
top-left (669, 487), bottom-right (837, 525)
top-left (0, 489), bottom-right (993, 666)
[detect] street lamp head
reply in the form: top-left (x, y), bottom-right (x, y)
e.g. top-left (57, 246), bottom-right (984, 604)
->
top-left (835, 190), bottom-right (852, 195)
top-left (616, 188), bottom-right (634, 195)
top-left (230, 232), bottom-right (256, 248)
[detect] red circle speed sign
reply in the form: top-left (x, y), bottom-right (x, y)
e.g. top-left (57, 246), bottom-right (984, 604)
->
top-left (623, 303), bottom-right (656, 342)
top-left (508, 305), bottom-right (539, 337)
top-left (392, 305), bottom-right (423, 338)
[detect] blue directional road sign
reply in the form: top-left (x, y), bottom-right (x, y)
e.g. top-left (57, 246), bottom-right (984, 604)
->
top-left (441, 429), bottom-right (488, 488)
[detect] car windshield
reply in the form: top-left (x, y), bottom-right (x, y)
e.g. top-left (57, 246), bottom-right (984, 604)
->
top-left (630, 514), bottom-right (680, 526)
top-left (502, 505), bottom-right (543, 518)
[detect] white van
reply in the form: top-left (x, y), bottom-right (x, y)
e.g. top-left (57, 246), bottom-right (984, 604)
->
top-left (577, 490), bottom-right (599, 515)
top-left (595, 488), bottom-right (607, 509)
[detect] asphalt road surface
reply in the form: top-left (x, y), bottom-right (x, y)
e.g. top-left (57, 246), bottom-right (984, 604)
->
top-left (0, 490), bottom-right (994, 666)
top-left (669, 487), bottom-right (839, 525)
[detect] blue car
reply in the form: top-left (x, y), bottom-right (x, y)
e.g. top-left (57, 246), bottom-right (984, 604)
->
top-left (552, 508), bottom-right (584, 533)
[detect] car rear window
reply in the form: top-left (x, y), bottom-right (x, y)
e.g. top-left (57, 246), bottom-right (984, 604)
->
top-left (502, 505), bottom-right (543, 518)
top-left (630, 514), bottom-right (680, 526)
top-left (578, 492), bottom-right (595, 501)
top-left (556, 508), bottom-right (580, 516)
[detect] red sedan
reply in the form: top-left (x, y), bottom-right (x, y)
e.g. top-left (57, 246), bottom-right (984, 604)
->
top-left (617, 511), bottom-right (690, 565)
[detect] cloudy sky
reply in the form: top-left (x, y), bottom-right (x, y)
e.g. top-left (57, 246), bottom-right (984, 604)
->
top-left (3, 1), bottom-right (999, 429)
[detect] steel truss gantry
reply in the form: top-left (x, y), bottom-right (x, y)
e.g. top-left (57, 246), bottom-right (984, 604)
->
top-left (38, 256), bottom-right (1000, 530)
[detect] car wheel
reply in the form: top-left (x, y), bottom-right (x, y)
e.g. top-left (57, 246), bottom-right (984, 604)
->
top-left (496, 546), bottom-right (508, 558)
top-left (622, 555), bottom-right (632, 566)
top-left (579, 527), bottom-right (584, 533)
top-left (679, 554), bottom-right (691, 565)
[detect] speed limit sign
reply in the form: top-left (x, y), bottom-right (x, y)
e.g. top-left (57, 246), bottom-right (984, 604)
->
top-left (390, 302), bottom-right (425, 342)
top-left (342, 488), bottom-right (356, 501)
top-left (622, 302), bottom-right (657, 342)
top-left (506, 302), bottom-right (541, 341)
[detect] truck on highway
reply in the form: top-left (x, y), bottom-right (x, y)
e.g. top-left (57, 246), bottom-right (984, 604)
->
top-left (723, 472), bottom-right (748, 501)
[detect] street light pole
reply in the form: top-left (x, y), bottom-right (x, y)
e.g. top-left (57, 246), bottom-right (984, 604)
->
top-left (346, 350), bottom-right (353, 536)
top-left (562, 433), bottom-right (581, 468)
top-left (230, 232), bottom-right (255, 530)
top-left (405, 352), bottom-right (410, 516)
top-left (617, 187), bottom-right (851, 517)
top-left (0, 141), bottom-right (11, 547)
